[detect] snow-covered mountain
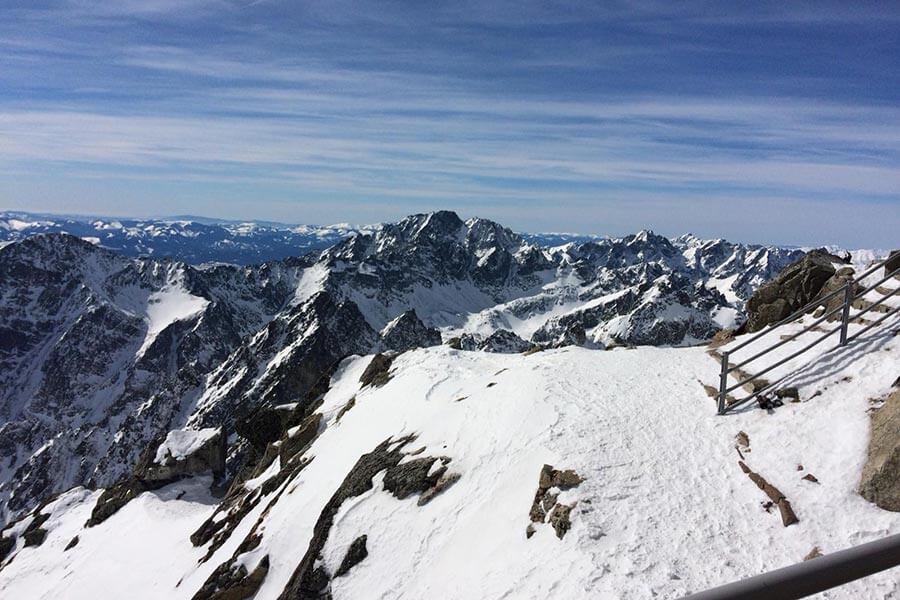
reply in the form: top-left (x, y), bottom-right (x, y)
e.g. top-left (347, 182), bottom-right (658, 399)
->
top-left (0, 210), bottom-right (805, 524)
top-left (0, 212), bottom-right (370, 265)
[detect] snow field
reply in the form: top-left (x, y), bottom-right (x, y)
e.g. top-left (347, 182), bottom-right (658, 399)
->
top-left (2, 333), bottom-right (899, 599)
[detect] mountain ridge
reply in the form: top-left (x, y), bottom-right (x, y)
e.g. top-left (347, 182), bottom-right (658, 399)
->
top-left (0, 210), bottom-right (809, 522)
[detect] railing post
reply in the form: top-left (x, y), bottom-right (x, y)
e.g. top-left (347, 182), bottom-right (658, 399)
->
top-left (840, 283), bottom-right (853, 346)
top-left (717, 351), bottom-right (729, 415)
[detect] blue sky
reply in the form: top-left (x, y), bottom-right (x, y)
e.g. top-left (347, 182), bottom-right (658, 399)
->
top-left (1, 1), bottom-right (899, 247)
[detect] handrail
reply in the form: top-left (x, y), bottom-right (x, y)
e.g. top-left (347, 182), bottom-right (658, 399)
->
top-left (854, 267), bottom-right (900, 301)
top-left (728, 302), bottom-right (844, 373)
top-left (729, 252), bottom-right (897, 355)
top-left (717, 253), bottom-right (899, 415)
top-left (727, 283), bottom-right (846, 354)
top-left (725, 322), bottom-right (840, 395)
top-left (681, 533), bottom-right (900, 599)
top-left (847, 301), bottom-right (900, 345)
top-left (853, 280), bottom-right (900, 320)
top-left (724, 323), bottom-right (843, 410)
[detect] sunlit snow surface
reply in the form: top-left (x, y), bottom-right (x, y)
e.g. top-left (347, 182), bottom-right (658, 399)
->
top-left (2, 318), bottom-right (898, 599)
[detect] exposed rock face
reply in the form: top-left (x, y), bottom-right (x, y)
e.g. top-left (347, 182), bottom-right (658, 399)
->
top-left (0, 534), bottom-right (14, 561)
top-left (193, 555), bottom-right (271, 600)
top-left (449, 329), bottom-right (531, 353)
top-left (334, 535), bottom-right (368, 577)
top-left (235, 407), bottom-right (288, 456)
top-left (742, 250), bottom-right (843, 333)
top-left (88, 427), bottom-right (227, 527)
top-left (379, 310), bottom-right (442, 352)
top-left (135, 427), bottom-right (226, 485)
top-left (479, 329), bottom-right (532, 353)
top-left (859, 389), bottom-right (900, 511)
top-left (0, 234), bottom-right (309, 522)
top-left (359, 353), bottom-right (395, 388)
top-left (383, 457), bottom-right (449, 500)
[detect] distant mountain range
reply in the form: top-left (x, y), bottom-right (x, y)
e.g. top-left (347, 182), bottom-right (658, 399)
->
top-left (0, 211), bottom-right (605, 265)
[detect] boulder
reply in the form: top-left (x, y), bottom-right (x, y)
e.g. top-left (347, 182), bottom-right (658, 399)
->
top-left (814, 266), bottom-right (857, 318)
top-left (742, 250), bottom-right (842, 333)
top-left (859, 389), bottom-right (900, 511)
top-left (380, 310), bottom-right (442, 352)
top-left (884, 250), bottom-right (900, 276)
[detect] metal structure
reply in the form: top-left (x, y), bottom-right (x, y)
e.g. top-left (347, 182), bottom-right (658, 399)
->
top-left (681, 532), bottom-right (900, 599)
top-left (717, 254), bottom-right (900, 415)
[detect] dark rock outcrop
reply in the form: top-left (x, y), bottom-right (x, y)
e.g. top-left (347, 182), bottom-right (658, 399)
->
top-left (359, 353), bottom-right (395, 388)
top-left (22, 528), bottom-right (47, 547)
top-left (88, 427), bottom-right (226, 527)
top-left (479, 329), bottom-right (532, 353)
top-left (742, 250), bottom-right (843, 333)
top-left (859, 389), bottom-right (900, 511)
top-left (379, 310), bottom-right (441, 352)
top-left (383, 457), bottom-right (449, 500)
top-left (334, 535), bottom-right (368, 577)
top-left (0, 534), bottom-right (13, 561)
top-left (193, 555), bottom-right (270, 600)
top-left (236, 408), bottom-right (286, 456)
top-left (135, 427), bottom-right (226, 485)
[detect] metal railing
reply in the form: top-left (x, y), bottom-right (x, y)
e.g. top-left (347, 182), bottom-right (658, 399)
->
top-left (682, 532), bottom-right (900, 599)
top-left (717, 254), bottom-right (900, 414)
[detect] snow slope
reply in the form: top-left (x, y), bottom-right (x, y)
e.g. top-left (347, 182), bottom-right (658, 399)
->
top-left (3, 317), bottom-right (898, 599)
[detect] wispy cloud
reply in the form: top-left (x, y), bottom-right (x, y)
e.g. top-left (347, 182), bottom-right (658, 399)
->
top-left (0, 0), bottom-right (897, 246)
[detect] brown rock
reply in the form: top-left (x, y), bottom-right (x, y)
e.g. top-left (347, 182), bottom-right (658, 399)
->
top-left (804, 546), bottom-right (823, 561)
top-left (738, 461), bottom-right (799, 527)
top-left (548, 503), bottom-right (575, 539)
top-left (884, 250), bottom-right (900, 276)
top-left (742, 251), bottom-right (840, 333)
top-left (859, 388), bottom-right (900, 511)
top-left (709, 329), bottom-right (735, 348)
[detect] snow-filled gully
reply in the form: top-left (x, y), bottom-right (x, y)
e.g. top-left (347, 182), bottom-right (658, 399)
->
top-left (2, 335), bottom-right (899, 599)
